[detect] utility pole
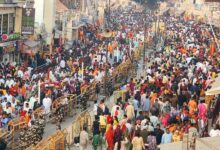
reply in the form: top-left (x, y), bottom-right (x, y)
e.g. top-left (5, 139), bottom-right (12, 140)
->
top-left (103, 0), bottom-right (111, 96)
top-left (143, 20), bottom-right (146, 71)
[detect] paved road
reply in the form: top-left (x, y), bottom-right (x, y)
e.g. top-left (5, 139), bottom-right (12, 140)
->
top-left (70, 49), bottom-right (153, 149)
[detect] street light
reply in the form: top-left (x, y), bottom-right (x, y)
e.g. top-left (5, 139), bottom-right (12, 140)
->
top-left (101, 28), bottom-right (112, 96)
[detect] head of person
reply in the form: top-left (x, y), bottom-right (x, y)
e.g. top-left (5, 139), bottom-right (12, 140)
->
top-left (135, 131), bottom-right (141, 137)
top-left (166, 127), bottom-right (170, 133)
top-left (139, 111), bottom-right (143, 116)
top-left (83, 126), bottom-right (87, 131)
top-left (214, 124), bottom-right (220, 130)
top-left (100, 99), bottom-right (104, 104)
top-left (149, 131), bottom-right (155, 136)
top-left (95, 115), bottom-right (99, 121)
top-left (156, 124), bottom-right (161, 129)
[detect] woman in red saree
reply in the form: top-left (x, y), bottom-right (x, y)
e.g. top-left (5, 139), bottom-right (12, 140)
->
top-left (105, 125), bottom-right (114, 150)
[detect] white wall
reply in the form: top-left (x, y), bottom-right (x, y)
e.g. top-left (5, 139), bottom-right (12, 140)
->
top-left (44, 0), bottom-right (56, 44)
top-left (34, 0), bottom-right (44, 26)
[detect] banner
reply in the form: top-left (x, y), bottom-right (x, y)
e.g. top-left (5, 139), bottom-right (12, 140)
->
top-left (21, 8), bottom-right (35, 35)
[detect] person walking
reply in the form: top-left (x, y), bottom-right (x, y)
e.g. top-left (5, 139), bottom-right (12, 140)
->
top-left (161, 128), bottom-right (172, 144)
top-left (154, 124), bottom-right (164, 145)
top-left (92, 134), bottom-right (103, 150)
top-left (142, 95), bottom-right (151, 117)
top-left (79, 126), bottom-right (89, 150)
top-left (133, 97), bottom-right (139, 118)
top-left (132, 131), bottom-right (145, 150)
top-left (147, 131), bottom-right (157, 150)
top-left (105, 125), bottom-right (114, 150)
top-left (125, 103), bottom-right (135, 120)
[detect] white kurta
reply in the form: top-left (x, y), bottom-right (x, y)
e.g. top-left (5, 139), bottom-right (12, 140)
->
top-left (43, 97), bottom-right (52, 114)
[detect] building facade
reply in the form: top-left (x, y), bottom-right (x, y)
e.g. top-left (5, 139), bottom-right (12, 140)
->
top-left (0, 0), bottom-right (25, 64)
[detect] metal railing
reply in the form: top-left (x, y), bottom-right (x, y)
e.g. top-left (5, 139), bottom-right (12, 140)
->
top-left (7, 45), bottom-right (143, 150)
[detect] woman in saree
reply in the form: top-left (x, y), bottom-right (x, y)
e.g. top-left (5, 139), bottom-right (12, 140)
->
top-left (105, 125), bottom-right (114, 150)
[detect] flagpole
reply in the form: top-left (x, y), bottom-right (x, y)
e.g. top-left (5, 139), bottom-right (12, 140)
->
top-left (117, 46), bottom-right (119, 62)
top-left (82, 62), bottom-right (84, 80)
top-left (38, 80), bottom-right (41, 104)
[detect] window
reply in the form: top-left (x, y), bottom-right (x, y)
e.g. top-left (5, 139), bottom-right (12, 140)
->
top-left (2, 14), bottom-right (8, 34)
top-left (8, 13), bottom-right (14, 33)
top-left (0, 13), bottom-right (14, 34)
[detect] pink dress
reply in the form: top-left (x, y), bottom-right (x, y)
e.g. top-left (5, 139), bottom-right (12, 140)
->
top-left (198, 103), bottom-right (207, 121)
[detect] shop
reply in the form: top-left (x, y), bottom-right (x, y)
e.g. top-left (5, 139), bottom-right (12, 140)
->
top-left (0, 33), bottom-right (21, 64)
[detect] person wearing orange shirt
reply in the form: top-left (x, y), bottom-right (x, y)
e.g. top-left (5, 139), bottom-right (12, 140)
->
top-left (210, 42), bottom-right (215, 56)
top-left (108, 43), bottom-right (113, 56)
top-left (150, 92), bottom-right (157, 105)
top-left (188, 97), bottom-right (197, 115)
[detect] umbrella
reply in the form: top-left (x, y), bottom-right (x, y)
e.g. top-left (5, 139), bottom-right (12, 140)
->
top-left (206, 87), bottom-right (220, 95)
top-left (206, 73), bottom-right (220, 95)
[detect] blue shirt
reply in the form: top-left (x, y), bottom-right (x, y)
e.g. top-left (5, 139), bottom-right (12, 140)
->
top-left (161, 133), bottom-right (172, 144)
top-left (133, 99), bottom-right (139, 110)
top-left (142, 98), bottom-right (150, 111)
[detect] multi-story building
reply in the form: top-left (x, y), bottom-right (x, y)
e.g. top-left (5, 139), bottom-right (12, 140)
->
top-left (54, 0), bottom-right (104, 46)
top-left (0, 0), bottom-right (25, 64)
top-left (172, 0), bottom-right (220, 28)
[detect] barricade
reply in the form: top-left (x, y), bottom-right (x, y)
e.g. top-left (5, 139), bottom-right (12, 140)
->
top-left (7, 117), bottom-right (27, 149)
top-left (0, 129), bottom-right (13, 149)
top-left (23, 45), bottom-right (144, 149)
top-left (25, 110), bottom-right (92, 150)
top-left (8, 116), bottom-right (27, 132)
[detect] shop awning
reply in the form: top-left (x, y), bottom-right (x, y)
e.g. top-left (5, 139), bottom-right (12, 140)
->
top-left (24, 40), bottom-right (41, 48)
top-left (206, 74), bottom-right (220, 95)
top-left (56, 0), bottom-right (68, 13)
top-left (176, 10), bottom-right (185, 16)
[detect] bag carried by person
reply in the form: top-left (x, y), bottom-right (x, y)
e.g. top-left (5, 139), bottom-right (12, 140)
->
top-left (74, 134), bottom-right (80, 144)
top-left (97, 106), bottom-right (103, 116)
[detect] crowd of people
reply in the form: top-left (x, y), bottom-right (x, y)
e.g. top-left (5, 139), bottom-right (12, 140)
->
top-left (1, 1), bottom-right (220, 149)
top-left (76, 5), bottom-right (220, 150)
top-left (0, 4), bottom-right (144, 133)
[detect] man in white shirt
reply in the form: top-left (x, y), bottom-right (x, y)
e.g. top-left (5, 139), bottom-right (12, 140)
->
top-left (29, 95), bottom-right (37, 110)
top-left (60, 60), bottom-right (66, 69)
top-left (23, 101), bottom-right (32, 112)
top-left (43, 96), bottom-right (52, 114)
top-left (0, 77), bottom-right (5, 85)
top-left (93, 100), bottom-right (98, 116)
top-left (209, 124), bottom-right (220, 137)
top-left (17, 69), bottom-right (24, 78)
top-left (150, 114), bottom-right (160, 128)
top-left (5, 93), bottom-right (13, 103)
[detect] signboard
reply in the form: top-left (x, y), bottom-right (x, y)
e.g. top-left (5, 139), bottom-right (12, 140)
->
top-left (24, 0), bottom-right (35, 8)
top-left (0, 33), bottom-right (20, 42)
top-left (21, 8), bottom-right (35, 35)
top-left (0, 40), bottom-right (19, 53)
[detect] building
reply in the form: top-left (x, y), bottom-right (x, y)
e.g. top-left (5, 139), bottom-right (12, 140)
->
top-left (54, 0), bottom-right (104, 46)
top-left (0, 0), bottom-right (25, 64)
top-left (34, 0), bottom-right (56, 54)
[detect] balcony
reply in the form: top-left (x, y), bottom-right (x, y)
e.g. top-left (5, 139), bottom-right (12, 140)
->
top-left (0, 0), bottom-right (25, 4)
top-left (0, 0), bottom-right (25, 7)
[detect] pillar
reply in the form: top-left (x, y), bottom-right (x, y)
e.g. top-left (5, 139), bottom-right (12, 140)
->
top-left (14, 7), bottom-right (22, 33)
